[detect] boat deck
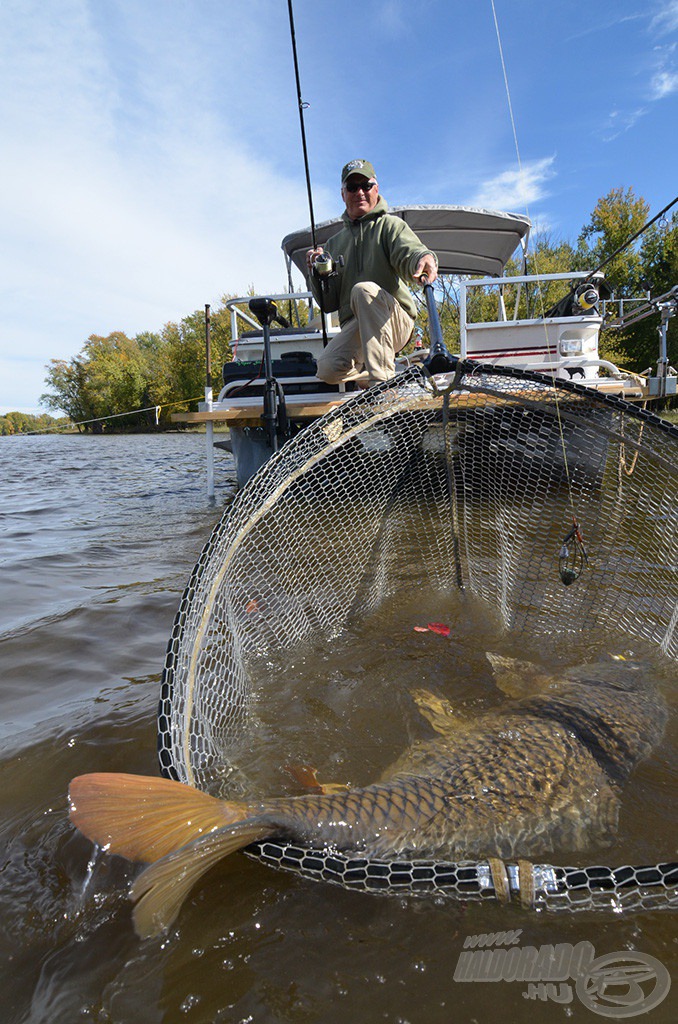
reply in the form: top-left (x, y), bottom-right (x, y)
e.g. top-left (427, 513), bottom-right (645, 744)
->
top-left (171, 392), bottom-right (350, 428)
top-left (171, 376), bottom-right (648, 429)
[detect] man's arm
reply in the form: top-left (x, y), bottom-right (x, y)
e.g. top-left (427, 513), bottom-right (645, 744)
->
top-left (384, 219), bottom-right (438, 285)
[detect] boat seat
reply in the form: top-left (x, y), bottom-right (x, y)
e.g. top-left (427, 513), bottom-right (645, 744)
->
top-left (223, 351), bottom-right (318, 385)
top-left (238, 327), bottom-right (321, 339)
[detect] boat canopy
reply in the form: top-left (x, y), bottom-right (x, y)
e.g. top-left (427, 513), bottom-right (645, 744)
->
top-left (281, 205), bottom-right (531, 279)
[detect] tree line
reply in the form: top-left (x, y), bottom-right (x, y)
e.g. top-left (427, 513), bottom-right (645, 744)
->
top-left (0, 410), bottom-right (70, 436)
top-left (38, 304), bottom-right (236, 432)
top-left (26, 186), bottom-right (677, 432)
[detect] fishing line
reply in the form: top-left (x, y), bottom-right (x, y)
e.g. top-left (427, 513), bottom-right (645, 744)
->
top-left (490, 0), bottom-right (587, 582)
top-left (490, 0), bottom-right (522, 188)
top-left (286, 0), bottom-right (328, 347)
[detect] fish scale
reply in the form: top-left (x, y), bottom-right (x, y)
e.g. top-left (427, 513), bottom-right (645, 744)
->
top-left (68, 658), bottom-right (667, 937)
top-left (231, 667), bottom-right (666, 862)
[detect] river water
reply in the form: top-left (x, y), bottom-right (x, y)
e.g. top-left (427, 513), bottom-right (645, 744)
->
top-left (0, 433), bottom-right (676, 1023)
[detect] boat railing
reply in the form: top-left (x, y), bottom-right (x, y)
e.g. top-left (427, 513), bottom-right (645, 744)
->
top-left (457, 270), bottom-right (619, 380)
top-left (225, 292), bottom-right (337, 345)
top-left (459, 270), bottom-right (600, 339)
top-left (600, 293), bottom-right (653, 322)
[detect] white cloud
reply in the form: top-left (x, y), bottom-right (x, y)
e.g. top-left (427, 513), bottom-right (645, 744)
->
top-left (648, 39), bottom-right (678, 98)
top-left (564, 12), bottom-right (646, 43)
top-left (651, 67), bottom-right (678, 96)
top-left (599, 106), bottom-right (648, 141)
top-left (471, 156), bottom-right (556, 212)
top-left (650, 0), bottom-right (678, 34)
top-left (582, 4), bottom-right (678, 143)
top-left (0, 0), bottom-right (333, 411)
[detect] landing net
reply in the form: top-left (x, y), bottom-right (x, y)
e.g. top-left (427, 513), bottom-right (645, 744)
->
top-left (159, 364), bottom-right (678, 912)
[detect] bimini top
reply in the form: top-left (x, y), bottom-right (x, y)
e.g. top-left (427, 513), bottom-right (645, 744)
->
top-left (281, 205), bottom-right (531, 279)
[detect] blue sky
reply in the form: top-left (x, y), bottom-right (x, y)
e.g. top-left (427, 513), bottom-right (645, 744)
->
top-left (1, 0), bottom-right (677, 414)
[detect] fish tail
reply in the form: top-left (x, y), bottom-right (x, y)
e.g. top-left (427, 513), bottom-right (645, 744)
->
top-left (68, 772), bottom-right (255, 864)
top-left (69, 772), bottom-right (272, 938)
top-left (130, 820), bottom-right (270, 939)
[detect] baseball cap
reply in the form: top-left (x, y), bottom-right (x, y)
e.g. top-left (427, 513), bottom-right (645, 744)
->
top-left (341, 159), bottom-right (376, 183)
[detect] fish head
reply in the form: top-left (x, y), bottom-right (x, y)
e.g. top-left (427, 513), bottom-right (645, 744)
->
top-left (486, 653), bottom-right (559, 699)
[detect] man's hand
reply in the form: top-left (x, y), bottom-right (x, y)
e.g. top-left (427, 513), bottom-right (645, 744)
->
top-left (306, 246), bottom-right (324, 275)
top-left (414, 254), bottom-right (438, 284)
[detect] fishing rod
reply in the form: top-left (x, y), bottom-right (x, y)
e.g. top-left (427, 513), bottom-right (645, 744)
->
top-left (586, 193), bottom-right (678, 282)
top-left (544, 194), bottom-right (678, 317)
top-left (286, 0), bottom-right (329, 347)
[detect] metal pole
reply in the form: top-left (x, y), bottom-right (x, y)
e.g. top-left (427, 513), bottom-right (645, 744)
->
top-left (422, 276), bottom-right (457, 376)
top-left (261, 320), bottom-right (279, 453)
top-left (655, 299), bottom-right (674, 397)
top-left (205, 303), bottom-right (213, 403)
top-left (204, 303), bottom-right (215, 500)
top-left (423, 279), bottom-right (445, 353)
top-left (206, 421), bottom-right (215, 500)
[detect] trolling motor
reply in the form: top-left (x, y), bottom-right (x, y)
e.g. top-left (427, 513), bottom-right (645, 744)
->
top-left (421, 275), bottom-right (458, 375)
top-left (248, 298), bottom-right (290, 452)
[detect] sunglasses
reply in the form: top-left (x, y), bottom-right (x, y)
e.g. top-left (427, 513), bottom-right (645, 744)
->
top-left (344, 181), bottom-right (376, 193)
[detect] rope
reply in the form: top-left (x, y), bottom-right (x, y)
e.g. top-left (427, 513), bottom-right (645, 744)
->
top-left (21, 396), bottom-right (205, 435)
top-left (618, 407), bottom-right (646, 479)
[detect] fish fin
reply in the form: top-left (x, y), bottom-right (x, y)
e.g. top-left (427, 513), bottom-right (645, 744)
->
top-left (69, 773), bottom-right (251, 863)
top-left (284, 764), bottom-right (350, 794)
top-left (284, 763), bottom-right (324, 790)
top-left (130, 821), bottom-right (270, 939)
top-left (486, 653), bottom-right (555, 699)
top-left (410, 688), bottom-right (464, 736)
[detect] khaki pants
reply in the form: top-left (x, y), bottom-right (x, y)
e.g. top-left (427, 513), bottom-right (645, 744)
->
top-left (316, 281), bottom-right (415, 387)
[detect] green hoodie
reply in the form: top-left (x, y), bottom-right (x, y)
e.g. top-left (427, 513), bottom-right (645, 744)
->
top-left (310, 196), bottom-right (436, 326)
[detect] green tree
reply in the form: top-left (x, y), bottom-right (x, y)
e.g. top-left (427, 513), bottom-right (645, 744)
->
top-left (84, 332), bottom-right (151, 427)
top-left (641, 210), bottom-right (678, 292)
top-left (577, 189), bottom-right (676, 372)
top-left (577, 187), bottom-right (649, 290)
top-left (42, 333), bottom-right (152, 430)
top-left (41, 357), bottom-right (94, 424)
top-left (515, 235), bottom-right (584, 317)
top-left (631, 210), bottom-right (678, 374)
top-left (147, 304), bottom-right (233, 424)
top-left (36, 191), bottom-right (676, 425)
top-left (0, 411), bottom-right (69, 435)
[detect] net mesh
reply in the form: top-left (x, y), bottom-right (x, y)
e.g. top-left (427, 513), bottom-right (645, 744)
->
top-left (159, 364), bottom-right (678, 912)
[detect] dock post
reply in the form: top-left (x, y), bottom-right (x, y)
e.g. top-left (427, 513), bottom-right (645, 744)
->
top-left (205, 303), bottom-right (215, 500)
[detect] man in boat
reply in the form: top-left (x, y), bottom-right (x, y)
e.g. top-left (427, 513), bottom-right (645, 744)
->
top-left (306, 159), bottom-right (438, 388)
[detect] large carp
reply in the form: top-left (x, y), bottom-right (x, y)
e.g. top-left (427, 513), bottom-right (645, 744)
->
top-left (69, 656), bottom-right (666, 938)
